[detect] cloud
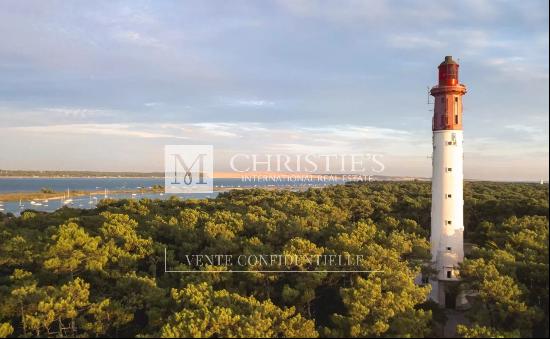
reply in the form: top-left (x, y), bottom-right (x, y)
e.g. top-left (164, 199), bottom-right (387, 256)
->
top-left (113, 30), bottom-right (164, 48)
top-left (504, 123), bottom-right (549, 144)
top-left (504, 123), bottom-right (539, 134)
top-left (276, 0), bottom-right (393, 25)
top-left (7, 124), bottom-right (187, 139)
top-left (388, 34), bottom-right (445, 49)
top-left (44, 107), bottom-right (115, 118)
top-left (221, 98), bottom-right (276, 107)
top-left (144, 102), bottom-right (164, 108)
top-left (1, 119), bottom-right (547, 180)
top-left (2, 121), bottom-right (417, 151)
top-left (484, 56), bottom-right (549, 81)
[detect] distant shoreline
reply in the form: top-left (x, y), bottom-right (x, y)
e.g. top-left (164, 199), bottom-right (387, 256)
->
top-left (0, 176), bottom-right (166, 179)
top-left (0, 188), bottom-right (165, 202)
top-left (0, 170), bottom-right (165, 179)
top-left (0, 185), bottom-right (317, 202)
top-left (0, 173), bottom-right (544, 183)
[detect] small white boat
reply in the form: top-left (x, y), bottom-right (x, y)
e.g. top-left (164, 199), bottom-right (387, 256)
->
top-left (63, 188), bottom-right (73, 204)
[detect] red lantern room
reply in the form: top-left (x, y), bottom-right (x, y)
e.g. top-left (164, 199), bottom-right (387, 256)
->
top-left (438, 56), bottom-right (459, 86)
top-left (431, 56), bottom-right (467, 131)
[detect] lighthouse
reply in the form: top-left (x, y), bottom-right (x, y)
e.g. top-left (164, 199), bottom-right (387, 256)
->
top-left (429, 56), bottom-right (467, 308)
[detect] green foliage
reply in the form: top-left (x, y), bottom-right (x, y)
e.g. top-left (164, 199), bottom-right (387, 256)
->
top-left (83, 299), bottom-right (133, 336)
top-left (0, 323), bottom-right (13, 338)
top-left (24, 278), bottom-right (91, 337)
top-left (329, 274), bottom-right (430, 337)
top-left (0, 181), bottom-right (547, 338)
top-left (43, 222), bottom-right (108, 276)
top-left (459, 214), bottom-right (548, 337)
top-left (160, 283), bottom-right (318, 338)
top-left (456, 324), bottom-right (519, 338)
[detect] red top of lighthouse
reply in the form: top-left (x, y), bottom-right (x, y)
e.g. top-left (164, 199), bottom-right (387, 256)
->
top-left (438, 56), bottom-right (459, 86)
top-left (430, 56), bottom-right (467, 131)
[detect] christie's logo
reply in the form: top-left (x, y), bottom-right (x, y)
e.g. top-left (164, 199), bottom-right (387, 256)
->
top-left (164, 145), bottom-right (214, 193)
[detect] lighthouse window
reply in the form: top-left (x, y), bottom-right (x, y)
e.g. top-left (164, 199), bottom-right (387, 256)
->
top-left (447, 271), bottom-right (452, 278)
top-left (446, 194), bottom-right (452, 198)
top-left (447, 247), bottom-right (452, 251)
top-left (446, 167), bottom-right (453, 172)
top-left (454, 97), bottom-right (459, 124)
top-left (446, 220), bottom-right (452, 225)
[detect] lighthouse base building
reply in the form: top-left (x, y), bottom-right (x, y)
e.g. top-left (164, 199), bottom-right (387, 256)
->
top-left (428, 56), bottom-right (468, 309)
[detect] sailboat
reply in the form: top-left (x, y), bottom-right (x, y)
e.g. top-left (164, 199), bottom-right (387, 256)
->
top-left (63, 188), bottom-right (73, 204)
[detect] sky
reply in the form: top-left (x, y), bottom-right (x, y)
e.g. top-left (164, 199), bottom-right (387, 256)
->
top-left (0, 0), bottom-right (548, 181)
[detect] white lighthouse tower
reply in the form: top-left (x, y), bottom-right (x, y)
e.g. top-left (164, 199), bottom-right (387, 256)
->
top-left (429, 56), bottom-right (467, 308)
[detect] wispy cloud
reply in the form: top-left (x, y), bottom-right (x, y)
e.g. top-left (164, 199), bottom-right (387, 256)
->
top-left (113, 30), bottom-right (164, 48)
top-left (144, 102), bottom-right (164, 108)
top-left (484, 56), bottom-right (549, 80)
top-left (44, 107), bottom-right (114, 118)
top-left (221, 98), bottom-right (276, 107)
top-left (2, 121), bottom-right (416, 151)
top-left (388, 34), bottom-right (445, 49)
top-left (7, 124), bottom-right (187, 139)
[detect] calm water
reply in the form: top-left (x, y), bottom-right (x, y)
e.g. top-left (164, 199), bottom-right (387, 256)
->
top-left (0, 191), bottom-right (219, 216)
top-left (0, 177), bottom-right (336, 215)
top-left (0, 177), bottom-right (335, 193)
